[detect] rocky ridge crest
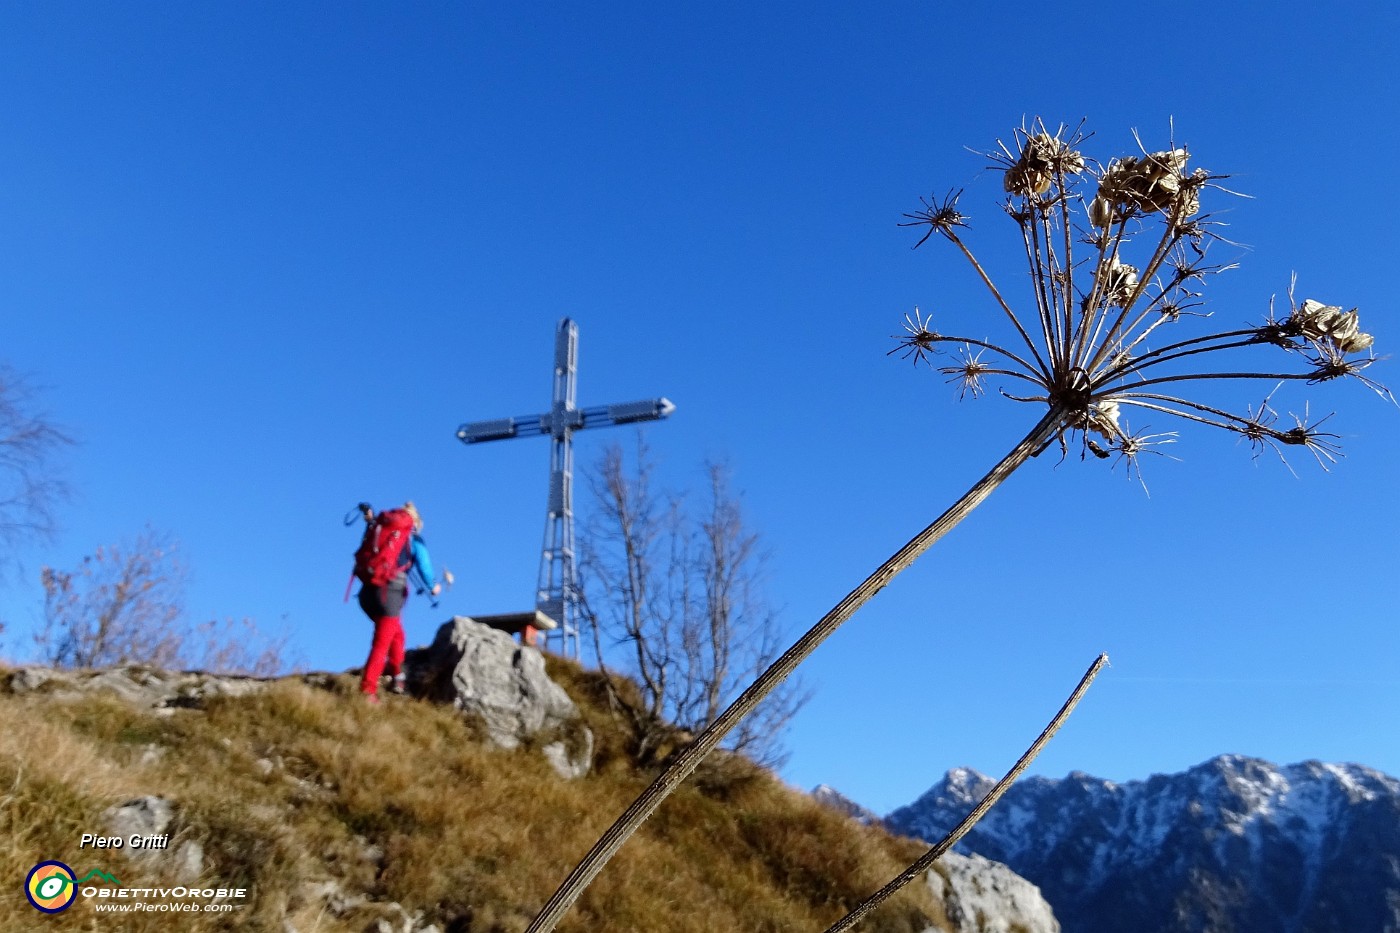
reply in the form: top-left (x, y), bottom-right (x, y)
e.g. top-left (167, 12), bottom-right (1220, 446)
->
top-left (886, 755), bottom-right (1400, 933)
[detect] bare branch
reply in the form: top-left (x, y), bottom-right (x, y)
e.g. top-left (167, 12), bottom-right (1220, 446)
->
top-left (36, 527), bottom-right (291, 673)
top-left (0, 365), bottom-right (73, 574)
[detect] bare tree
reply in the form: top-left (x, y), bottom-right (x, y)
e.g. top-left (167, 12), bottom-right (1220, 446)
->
top-left (37, 527), bottom-right (291, 674)
top-left (0, 365), bottom-right (72, 573)
top-left (39, 528), bottom-right (186, 669)
top-left (691, 462), bottom-right (805, 763)
top-left (578, 440), bottom-right (804, 766)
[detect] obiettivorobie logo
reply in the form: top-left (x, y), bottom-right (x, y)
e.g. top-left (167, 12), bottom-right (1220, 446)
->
top-left (24, 861), bottom-right (122, 913)
top-left (24, 857), bottom-right (247, 915)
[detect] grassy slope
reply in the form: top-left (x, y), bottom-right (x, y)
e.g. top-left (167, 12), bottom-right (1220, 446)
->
top-left (0, 660), bottom-right (948, 933)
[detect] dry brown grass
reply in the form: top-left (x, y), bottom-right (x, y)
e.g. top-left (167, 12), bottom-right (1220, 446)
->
top-left (0, 662), bottom-right (945, 932)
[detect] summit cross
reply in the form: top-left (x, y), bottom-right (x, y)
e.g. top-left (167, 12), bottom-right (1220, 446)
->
top-left (456, 318), bottom-right (675, 656)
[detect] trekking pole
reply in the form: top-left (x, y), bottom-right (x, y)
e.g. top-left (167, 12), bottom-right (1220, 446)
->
top-left (410, 565), bottom-right (443, 609)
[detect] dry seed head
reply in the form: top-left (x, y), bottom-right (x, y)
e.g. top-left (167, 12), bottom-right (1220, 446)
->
top-left (1117, 429), bottom-right (1176, 459)
top-left (1175, 169), bottom-right (1208, 224)
top-left (1112, 428), bottom-right (1180, 489)
top-left (1100, 259), bottom-right (1140, 308)
top-left (1092, 148), bottom-right (1195, 226)
top-left (898, 191), bottom-right (967, 248)
top-left (940, 346), bottom-right (992, 399)
top-left (1088, 195), bottom-right (1115, 229)
top-left (1088, 399), bottom-right (1122, 441)
top-left (1290, 299), bottom-right (1375, 353)
top-left (889, 307), bottom-right (942, 366)
top-left (1279, 407), bottom-right (1344, 467)
top-left (1003, 132), bottom-right (1084, 197)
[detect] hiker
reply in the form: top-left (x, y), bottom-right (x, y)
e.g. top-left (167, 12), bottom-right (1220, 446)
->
top-left (353, 501), bottom-right (440, 704)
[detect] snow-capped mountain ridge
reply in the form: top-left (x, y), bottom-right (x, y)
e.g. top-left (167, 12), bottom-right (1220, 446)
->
top-left (886, 754), bottom-right (1400, 933)
top-left (810, 783), bottom-right (882, 826)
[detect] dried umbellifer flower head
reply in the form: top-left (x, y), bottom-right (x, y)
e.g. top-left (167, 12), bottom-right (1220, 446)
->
top-left (1291, 299), bottom-right (1375, 353)
top-left (1088, 195), bottom-right (1115, 229)
top-left (1100, 259), bottom-right (1140, 308)
top-left (1088, 398), bottom-right (1122, 441)
top-left (894, 119), bottom-right (1386, 481)
top-left (1002, 128), bottom-right (1085, 198)
top-left (1092, 148), bottom-right (1198, 226)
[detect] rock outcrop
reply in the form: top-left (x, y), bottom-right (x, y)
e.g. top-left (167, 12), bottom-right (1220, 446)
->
top-left (6, 616), bottom-right (595, 780)
top-left (928, 852), bottom-right (1061, 933)
top-left (101, 796), bottom-right (204, 883)
top-left (6, 665), bottom-right (270, 709)
top-left (811, 784), bottom-right (1060, 933)
top-left (405, 616), bottom-right (593, 779)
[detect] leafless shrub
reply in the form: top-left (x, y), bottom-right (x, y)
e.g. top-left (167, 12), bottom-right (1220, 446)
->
top-left (578, 440), bottom-right (804, 768)
top-left (188, 616), bottom-right (293, 677)
top-left (39, 528), bottom-right (187, 669)
top-left (37, 527), bottom-right (291, 674)
top-left (0, 364), bottom-right (72, 575)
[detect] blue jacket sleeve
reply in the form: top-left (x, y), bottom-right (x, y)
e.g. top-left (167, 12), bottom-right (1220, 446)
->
top-left (410, 535), bottom-right (437, 591)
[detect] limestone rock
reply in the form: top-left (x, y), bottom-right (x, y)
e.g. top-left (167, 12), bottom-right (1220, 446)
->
top-left (810, 782), bottom-right (1059, 933)
top-left (542, 729), bottom-right (595, 781)
top-left (928, 851), bottom-right (1060, 933)
top-left (102, 795), bottom-right (203, 880)
top-left (104, 795), bottom-right (173, 840)
top-left (406, 616), bottom-right (593, 777)
top-left (170, 840), bottom-right (204, 883)
top-left (5, 665), bottom-right (270, 709)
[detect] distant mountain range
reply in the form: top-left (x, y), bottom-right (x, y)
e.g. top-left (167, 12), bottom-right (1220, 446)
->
top-left (884, 755), bottom-right (1400, 933)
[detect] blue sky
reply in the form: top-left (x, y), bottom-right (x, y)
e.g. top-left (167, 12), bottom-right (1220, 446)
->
top-left (2, 2), bottom-right (1396, 815)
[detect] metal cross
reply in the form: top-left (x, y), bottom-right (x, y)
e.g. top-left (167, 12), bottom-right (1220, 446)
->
top-left (456, 318), bottom-right (675, 656)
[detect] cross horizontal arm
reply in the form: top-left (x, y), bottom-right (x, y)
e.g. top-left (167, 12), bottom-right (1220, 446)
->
top-left (456, 397), bottom-right (675, 444)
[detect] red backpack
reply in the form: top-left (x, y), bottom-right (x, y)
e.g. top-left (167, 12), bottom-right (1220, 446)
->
top-left (353, 508), bottom-right (415, 587)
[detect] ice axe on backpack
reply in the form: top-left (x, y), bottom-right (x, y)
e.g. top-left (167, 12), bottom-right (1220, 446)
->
top-left (343, 503), bottom-right (373, 601)
top-left (344, 502), bottom-right (396, 602)
top-left (345, 502), bottom-right (375, 526)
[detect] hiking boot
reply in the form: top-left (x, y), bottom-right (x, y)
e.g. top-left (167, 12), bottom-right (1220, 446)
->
top-left (363, 693), bottom-right (380, 706)
top-left (390, 674), bottom-right (407, 696)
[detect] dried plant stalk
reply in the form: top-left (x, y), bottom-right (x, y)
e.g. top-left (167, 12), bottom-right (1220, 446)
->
top-left (525, 409), bottom-right (1064, 932)
top-left (823, 652), bottom-right (1109, 933)
top-left (526, 118), bottom-right (1381, 932)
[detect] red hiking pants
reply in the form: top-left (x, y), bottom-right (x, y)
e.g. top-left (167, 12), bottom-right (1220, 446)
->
top-left (361, 615), bottom-right (405, 696)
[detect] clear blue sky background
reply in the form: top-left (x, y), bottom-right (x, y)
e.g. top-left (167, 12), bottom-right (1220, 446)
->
top-left (2, 2), bottom-right (1396, 816)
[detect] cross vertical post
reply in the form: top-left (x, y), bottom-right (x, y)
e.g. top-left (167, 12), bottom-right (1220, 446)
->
top-left (456, 318), bottom-right (674, 657)
top-left (538, 319), bottom-right (579, 655)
